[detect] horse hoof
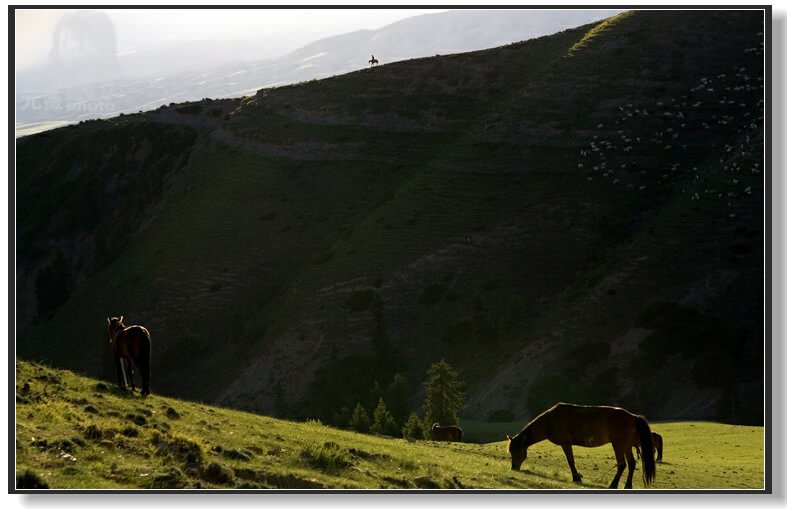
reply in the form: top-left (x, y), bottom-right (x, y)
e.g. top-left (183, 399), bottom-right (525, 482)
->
top-left (573, 475), bottom-right (583, 483)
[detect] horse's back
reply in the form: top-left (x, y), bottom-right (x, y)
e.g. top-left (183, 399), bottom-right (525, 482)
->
top-left (117, 326), bottom-right (151, 358)
top-left (547, 403), bottom-right (637, 447)
top-left (434, 425), bottom-right (462, 442)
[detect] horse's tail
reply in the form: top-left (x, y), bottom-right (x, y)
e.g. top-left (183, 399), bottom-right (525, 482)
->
top-left (138, 327), bottom-right (152, 362)
top-left (635, 417), bottom-right (656, 487)
top-left (138, 327), bottom-right (152, 394)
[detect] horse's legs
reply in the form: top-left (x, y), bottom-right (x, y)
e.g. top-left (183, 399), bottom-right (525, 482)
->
top-left (561, 444), bottom-right (583, 483)
top-left (609, 444), bottom-right (626, 489)
top-left (124, 359), bottom-right (137, 391)
top-left (115, 358), bottom-right (127, 389)
top-left (139, 361), bottom-right (151, 396)
top-left (624, 449), bottom-right (637, 489)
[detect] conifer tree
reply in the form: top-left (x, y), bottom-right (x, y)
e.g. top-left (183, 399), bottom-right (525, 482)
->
top-left (423, 359), bottom-right (466, 427)
top-left (401, 413), bottom-right (428, 440)
top-left (370, 397), bottom-right (398, 436)
top-left (349, 402), bottom-right (370, 433)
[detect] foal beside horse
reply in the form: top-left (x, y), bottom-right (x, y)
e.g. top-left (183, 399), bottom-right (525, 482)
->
top-left (432, 423), bottom-right (463, 442)
top-left (506, 403), bottom-right (656, 489)
top-left (635, 432), bottom-right (664, 462)
top-left (107, 316), bottom-right (151, 395)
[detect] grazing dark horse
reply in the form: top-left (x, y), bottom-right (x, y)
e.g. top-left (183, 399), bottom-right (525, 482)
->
top-left (107, 316), bottom-right (151, 395)
top-left (635, 432), bottom-right (663, 462)
top-left (369, 55), bottom-right (379, 67)
top-left (432, 423), bottom-right (463, 442)
top-left (506, 403), bottom-right (656, 489)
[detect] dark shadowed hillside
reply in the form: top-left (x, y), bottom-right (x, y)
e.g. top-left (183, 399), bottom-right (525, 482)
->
top-left (16, 10), bottom-right (767, 428)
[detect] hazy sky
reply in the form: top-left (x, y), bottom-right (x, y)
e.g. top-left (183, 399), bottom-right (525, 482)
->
top-left (15, 8), bottom-right (450, 72)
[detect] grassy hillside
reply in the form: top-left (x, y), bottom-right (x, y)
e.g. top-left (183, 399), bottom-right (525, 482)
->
top-left (16, 10), bottom-right (766, 426)
top-left (14, 360), bottom-right (764, 490)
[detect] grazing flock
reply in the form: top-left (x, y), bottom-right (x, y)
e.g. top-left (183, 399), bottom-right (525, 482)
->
top-left (575, 32), bottom-right (764, 218)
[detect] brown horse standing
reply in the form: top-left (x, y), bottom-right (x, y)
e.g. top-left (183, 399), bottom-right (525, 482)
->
top-left (107, 316), bottom-right (151, 395)
top-left (635, 432), bottom-right (664, 462)
top-left (506, 403), bottom-right (656, 489)
top-left (432, 423), bottom-right (463, 442)
top-left (369, 55), bottom-right (379, 67)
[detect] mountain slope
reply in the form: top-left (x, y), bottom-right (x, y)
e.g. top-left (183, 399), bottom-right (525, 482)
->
top-left (15, 9), bottom-right (621, 134)
top-left (16, 10), bottom-right (766, 426)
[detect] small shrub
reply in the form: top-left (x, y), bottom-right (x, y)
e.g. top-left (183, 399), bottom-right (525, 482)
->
top-left (16, 468), bottom-right (49, 489)
top-left (84, 424), bottom-right (102, 440)
top-left (300, 442), bottom-right (351, 475)
top-left (153, 434), bottom-right (204, 464)
top-left (121, 426), bottom-right (139, 437)
top-left (201, 461), bottom-right (234, 485)
top-left (148, 467), bottom-right (186, 489)
top-left (51, 438), bottom-right (75, 453)
top-left (127, 414), bottom-right (147, 426)
top-left (165, 407), bottom-right (180, 420)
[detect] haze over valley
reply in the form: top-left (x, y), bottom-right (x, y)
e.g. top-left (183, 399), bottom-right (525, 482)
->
top-left (15, 9), bottom-right (624, 137)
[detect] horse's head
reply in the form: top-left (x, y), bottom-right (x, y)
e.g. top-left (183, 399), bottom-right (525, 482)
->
top-left (107, 316), bottom-right (124, 339)
top-left (507, 432), bottom-right (528, 471)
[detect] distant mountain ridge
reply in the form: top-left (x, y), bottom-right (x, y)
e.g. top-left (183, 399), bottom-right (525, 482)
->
top-left (15, 9), bottom-right (622, 135)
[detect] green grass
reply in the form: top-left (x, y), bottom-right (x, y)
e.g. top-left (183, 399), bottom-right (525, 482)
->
top-left (15, 360), bottom-right (764, 490)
